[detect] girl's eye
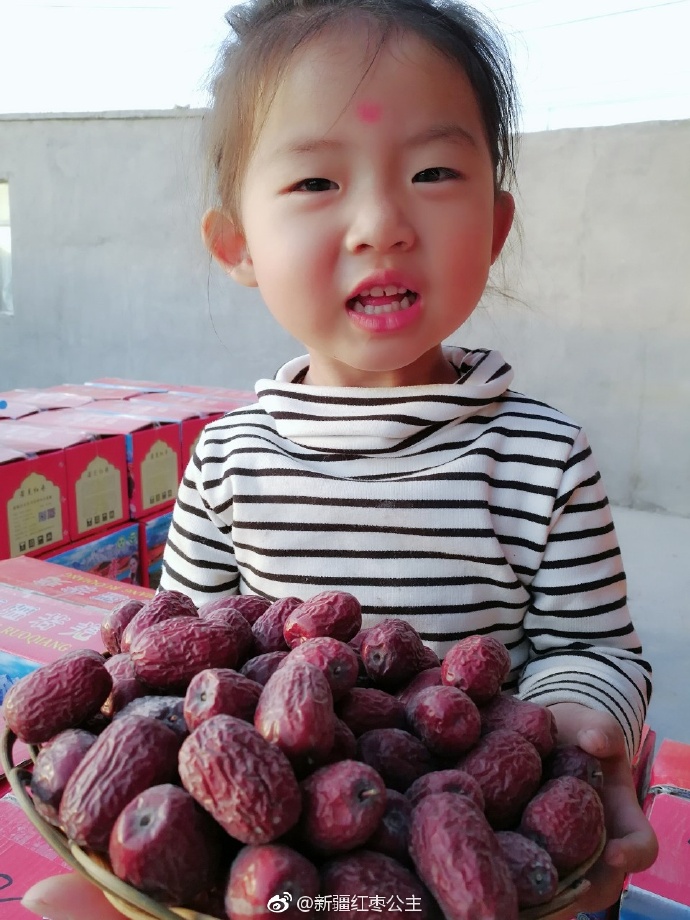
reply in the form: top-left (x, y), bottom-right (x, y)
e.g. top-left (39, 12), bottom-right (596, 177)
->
top-left (292, 177), bottom-right (338, 192)
top-left (413, 167), bottom-right (460, 183)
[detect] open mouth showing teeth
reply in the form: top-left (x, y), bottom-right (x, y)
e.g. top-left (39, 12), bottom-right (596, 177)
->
top-left (348, 285), bottom-right (419, 315)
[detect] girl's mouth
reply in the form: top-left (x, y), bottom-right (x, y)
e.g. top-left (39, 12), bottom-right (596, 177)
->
top-left (347, 286), bottom-right (419, 315)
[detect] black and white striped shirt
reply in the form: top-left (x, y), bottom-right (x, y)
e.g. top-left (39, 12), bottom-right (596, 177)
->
top-left (160, 347), bottom-right (651, 756)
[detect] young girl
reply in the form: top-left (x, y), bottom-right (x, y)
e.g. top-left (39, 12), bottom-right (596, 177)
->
top-left (22, 0), bottom-right (657, 917)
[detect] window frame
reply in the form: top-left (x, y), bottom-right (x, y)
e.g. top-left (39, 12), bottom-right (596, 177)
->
top-left (0, 177), bottom-right (13, 317)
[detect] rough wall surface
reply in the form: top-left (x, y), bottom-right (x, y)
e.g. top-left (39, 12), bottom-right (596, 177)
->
top-left (0, 112), bottom-right (688, 514)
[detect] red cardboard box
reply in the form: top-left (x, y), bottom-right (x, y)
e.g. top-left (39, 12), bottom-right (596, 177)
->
top-left (41, 521), bottom-right (142, 586)
top-left (0, 418), bottom-right (129, 544)
top-left (129, 397), bottom-right (219, 463)
top-left (0, 445), bottom-right (70, 560)
top-left (0, 557), bottom-right (154, 699)
top-left (167, 386), bottom-right (255, 401)
top-left (0, 562), bottom-right (153, 702)
top-left (0, 713), bottom-right (30, 779)
top-left (86, 376), bottom-right (170, 391)
top-left (85, 397), bottom-right (221, 468)
top-left (89, 377), bottom-right (255, 402)
top-left (648, 738), bottom-right (690, 797)
top-left (134, 391), bottom-right (254, 414)
top-left (619, 792), bottom-right (690, 919)
top-left (129, 392), bottom-right (255, 462)
top-left (0, 587), bottom-right (105, 701)
top-left (0, 555), bottom-right (151, 609)
top-left (16, 408), bottom-right (181, 521)
top-left (6, 388), bottom-right (93, 410)
top-left (0, 396), bottom-right (38, 420)
top-left (0, 791), bottom-right (72, 915)
top-left (138, 509), bottom-right (173, 590)
top-left (41, 383), bottom-right (160, 401)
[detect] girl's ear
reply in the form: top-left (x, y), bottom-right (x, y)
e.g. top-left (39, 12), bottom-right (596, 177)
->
top-left (201, 209), bottom-right (257, 287)
top-left (490, 191), bottom-right (516, 264)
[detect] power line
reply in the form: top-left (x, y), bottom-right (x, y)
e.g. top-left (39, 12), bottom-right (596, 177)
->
top-left (505, 0), bottom-right (690, 32)
top-left (492, 1), bottom-right (555, 10)
top-left (4, 3), bottom-right (180, 8)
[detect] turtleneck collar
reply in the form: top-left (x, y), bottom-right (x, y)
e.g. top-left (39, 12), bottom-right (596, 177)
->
top-left (255, 346), bottom-right (513, 454)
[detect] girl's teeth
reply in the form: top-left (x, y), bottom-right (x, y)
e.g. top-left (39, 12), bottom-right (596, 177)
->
top-left (356, 286), bottom-right (409, 298)
top-left (353, 296), bottom-right (413, 315)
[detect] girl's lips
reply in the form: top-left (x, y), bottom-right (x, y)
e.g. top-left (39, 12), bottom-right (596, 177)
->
top-left (346, 295), bottom-right (422, 334)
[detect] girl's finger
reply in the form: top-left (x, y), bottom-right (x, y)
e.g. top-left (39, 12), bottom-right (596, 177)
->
top-left (21, 873), bottom-right (127, 920)
top-left (604, 828), bottom-right (659, 874)
top-left (577, 724), bottom-right (626, 760)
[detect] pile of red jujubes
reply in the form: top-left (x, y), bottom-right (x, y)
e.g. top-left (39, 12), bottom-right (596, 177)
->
top-left (2, 589), bottom-right (606, 920)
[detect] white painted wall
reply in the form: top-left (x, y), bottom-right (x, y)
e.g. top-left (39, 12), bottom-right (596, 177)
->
top-left (0, 112), bottom-right (688, 515)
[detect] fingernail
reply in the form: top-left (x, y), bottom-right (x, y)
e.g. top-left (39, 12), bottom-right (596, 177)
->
top-left (579, 729), bottom-right (601, 749)
top-left (21, 895), bottom-right (66, 920)
top-left (20, 896), bottom-right (46, 915)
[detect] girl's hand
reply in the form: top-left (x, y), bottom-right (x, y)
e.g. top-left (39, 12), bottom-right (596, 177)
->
top-left (22, 873), bottom-right (127, 920)
top-left (546, 702), bottom-right (659, 918)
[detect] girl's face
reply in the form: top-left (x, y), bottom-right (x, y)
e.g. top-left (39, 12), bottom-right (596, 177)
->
top-left (207, 25), bottom-right (514, 387)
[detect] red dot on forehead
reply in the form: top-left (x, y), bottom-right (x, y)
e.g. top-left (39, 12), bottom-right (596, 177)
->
top-left (356, 101), bottom-right (382, 123)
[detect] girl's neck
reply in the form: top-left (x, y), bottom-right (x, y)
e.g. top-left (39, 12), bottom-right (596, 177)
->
top-left (300, 350), bottom-right (459, 388)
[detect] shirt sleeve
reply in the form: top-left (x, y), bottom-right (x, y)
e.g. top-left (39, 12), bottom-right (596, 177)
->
top-left (158, 437), bottom-right (240, 607)
top-left (517, 428), bottom-right (652, 760)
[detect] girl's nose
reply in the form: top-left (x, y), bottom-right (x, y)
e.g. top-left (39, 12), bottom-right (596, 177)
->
top-left (344, 193), bottom-right (416, 253)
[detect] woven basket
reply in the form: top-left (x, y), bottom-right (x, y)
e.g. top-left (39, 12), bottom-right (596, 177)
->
top-left (1, 726), bottom-right (605, 920)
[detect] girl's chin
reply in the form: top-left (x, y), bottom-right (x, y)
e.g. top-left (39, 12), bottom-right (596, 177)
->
top-left (306, 349), bottom-right (452, 388)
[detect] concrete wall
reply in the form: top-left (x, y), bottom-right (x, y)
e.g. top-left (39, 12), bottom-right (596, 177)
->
top-left (0, 112), bottom-right (688, 516)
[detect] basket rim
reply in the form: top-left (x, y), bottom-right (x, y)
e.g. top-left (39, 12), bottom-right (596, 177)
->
top-left (1, 727), bottom-right (210, 920)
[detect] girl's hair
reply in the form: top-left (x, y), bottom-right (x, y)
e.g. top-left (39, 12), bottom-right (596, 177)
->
top-left (205, 0), bottom-right (520, 226)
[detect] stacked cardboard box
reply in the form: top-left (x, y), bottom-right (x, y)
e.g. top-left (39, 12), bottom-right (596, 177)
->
top-left (0, 556), bottom-right (155, 906)
top-left (0, 555), bottom-right (153, 703)
top-left (0, 379), bottom-right (254, 585)
top-left (0, 790), bottom-right (72, 910)
top-left (619, 737), bottom-right (690, 919)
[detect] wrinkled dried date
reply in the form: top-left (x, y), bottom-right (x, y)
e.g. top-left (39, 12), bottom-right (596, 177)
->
top-left (101, 599), bottom-right (144, 655)
top-left (184, 668), bottom-right (263, 729)
top-left (254, 661), bottom-right (335, 761)
top-left (225, 844), bottom-right (320, 920)
top-left (130, 617), bottom-right (245, 692)
top-left (299, 759), bottom-right (386, 855)
top-left (178, 714), bottom-right (301, 845)
top-left (109, 783), bottom-right (223, 906)
top-left (519, 775), bottom-right (605, 875)
top-left (335, 687), bottom-right (407, 736)
top-left (3, 650), bottom-right (112, 744)
top-left (361, 618), bottom-right (428, 689)
top-left (280, 636), bottom-right (359, 701)
top-left (457, 728), bottom-right (542, 829)
top-left (30, 728), bottom-right (97, 825)
top-left (441, 635), bottom-right (511, 704)
top-left (283, 591), bottom-right (362, 647)
top-left (409, 792), bottom-right (519, 920)
top-left (59, 715), bottom-right (182, 851)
